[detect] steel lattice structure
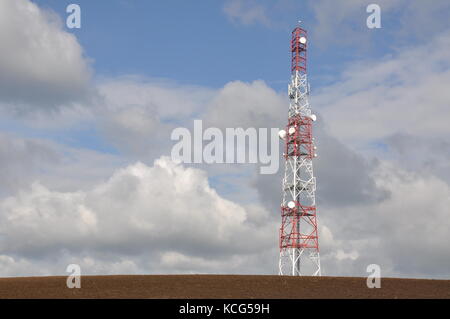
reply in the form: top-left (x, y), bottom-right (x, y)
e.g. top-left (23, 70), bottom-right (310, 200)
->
top-left (278, 25), bottom-right (321, 276)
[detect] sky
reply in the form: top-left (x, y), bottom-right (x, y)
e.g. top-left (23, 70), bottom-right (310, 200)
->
top-left (0, 0), bottom-right (449, 279)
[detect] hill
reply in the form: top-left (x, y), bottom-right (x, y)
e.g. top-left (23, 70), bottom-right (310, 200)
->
top-left (0, 275), bottom-right (448, 299)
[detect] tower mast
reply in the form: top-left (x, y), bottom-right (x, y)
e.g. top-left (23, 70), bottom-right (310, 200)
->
top-left (278, 23), bottom-right (321, 276)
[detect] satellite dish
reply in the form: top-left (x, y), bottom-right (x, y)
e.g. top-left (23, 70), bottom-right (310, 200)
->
top-left (299, 37), bottom-right (307, 44)
top-left (288, 127), bottom-right (296, 135)
top-left (314, 153), bottom-right (318, 158)
top-left (310, 114), bottom-right (317, 121)
top-left (287, 201), bottom-right (296, 209)
top-left (278, 129), bottom-right (287, 140)
top-left (313, 146), bottom-right (317, 150)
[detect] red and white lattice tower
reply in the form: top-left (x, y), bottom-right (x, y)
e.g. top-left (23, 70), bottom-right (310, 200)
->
top-left (278, 24), bottom-right (321, 276)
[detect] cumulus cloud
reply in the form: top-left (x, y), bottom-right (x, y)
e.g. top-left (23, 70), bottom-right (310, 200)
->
top-left (0, 74), bottom-right (448, 278)
top-left (314, 30), bottom-right (450, 147)
top-left (0, 157), bottom-right (277, 276)
top-left (94, 77), bottom-right (214, 158)
top-left (0, 133), bottom-right (59, 197)
top-left (320, 162), bottom-right (450, 278)
top-left (0, 132), bottom-right (126, 201)
top-left (2, 155), bottom-right (445, 278)
top-left (204, 80), bottom-right (285, 129)
top-left (385, 133), bottom-right (450, 185)
top-left (95, 75), bottom-right (388, 218)
top-left (0, 0), bottom-right (92, 110)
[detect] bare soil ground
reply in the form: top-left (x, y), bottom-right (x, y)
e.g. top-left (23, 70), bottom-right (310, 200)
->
top-left (0, 275), bottom-right (448, 299)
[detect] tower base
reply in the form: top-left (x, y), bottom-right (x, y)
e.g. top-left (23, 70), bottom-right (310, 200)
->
top-left (279, 248), bottom-right (321, 276)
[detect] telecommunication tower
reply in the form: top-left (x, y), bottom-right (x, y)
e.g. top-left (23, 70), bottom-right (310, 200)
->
top-left (278, 23), bottom-right (321, 276)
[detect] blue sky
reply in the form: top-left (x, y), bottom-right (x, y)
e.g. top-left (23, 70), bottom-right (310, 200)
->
top-left (36, 0), bottom-right (292, 89)
top-left (32, 0), bottom-right (398, 91)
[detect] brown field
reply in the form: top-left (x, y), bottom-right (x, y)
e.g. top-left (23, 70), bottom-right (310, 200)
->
top-left (0, 275), bottom-right (448, 299)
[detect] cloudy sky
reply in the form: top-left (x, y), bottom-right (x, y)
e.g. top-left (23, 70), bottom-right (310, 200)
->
top-left (0, 0), bottom-right (449, 279)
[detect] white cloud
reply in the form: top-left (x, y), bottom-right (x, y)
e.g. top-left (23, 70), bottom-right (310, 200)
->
top-left (94, 77), bottom-right (214, 157)
top-left (335, 250), bottom-right (359, 261)
top-left (1, 116), bottom-right (449, 278)
top-left (314, 30), bottom-right (450, 147)
top-left (319, 162), bottom-right (450, 278)
top-left (0, 0), bottom-right (92, 109)
top-left (92, 76), bottom-right (387, 213)
top-left (0, 133), bottom-right (59, 196)
top-left (385, 134), bottom-right (450, 185)
top-left (0, 132), bottom-right (127, 200)
top-left (98, 77), bottom-right (214, 120)
top-left (205, 80), bottom-right (286, 129)
top-left (0, 157), bottom-right (276, 276)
